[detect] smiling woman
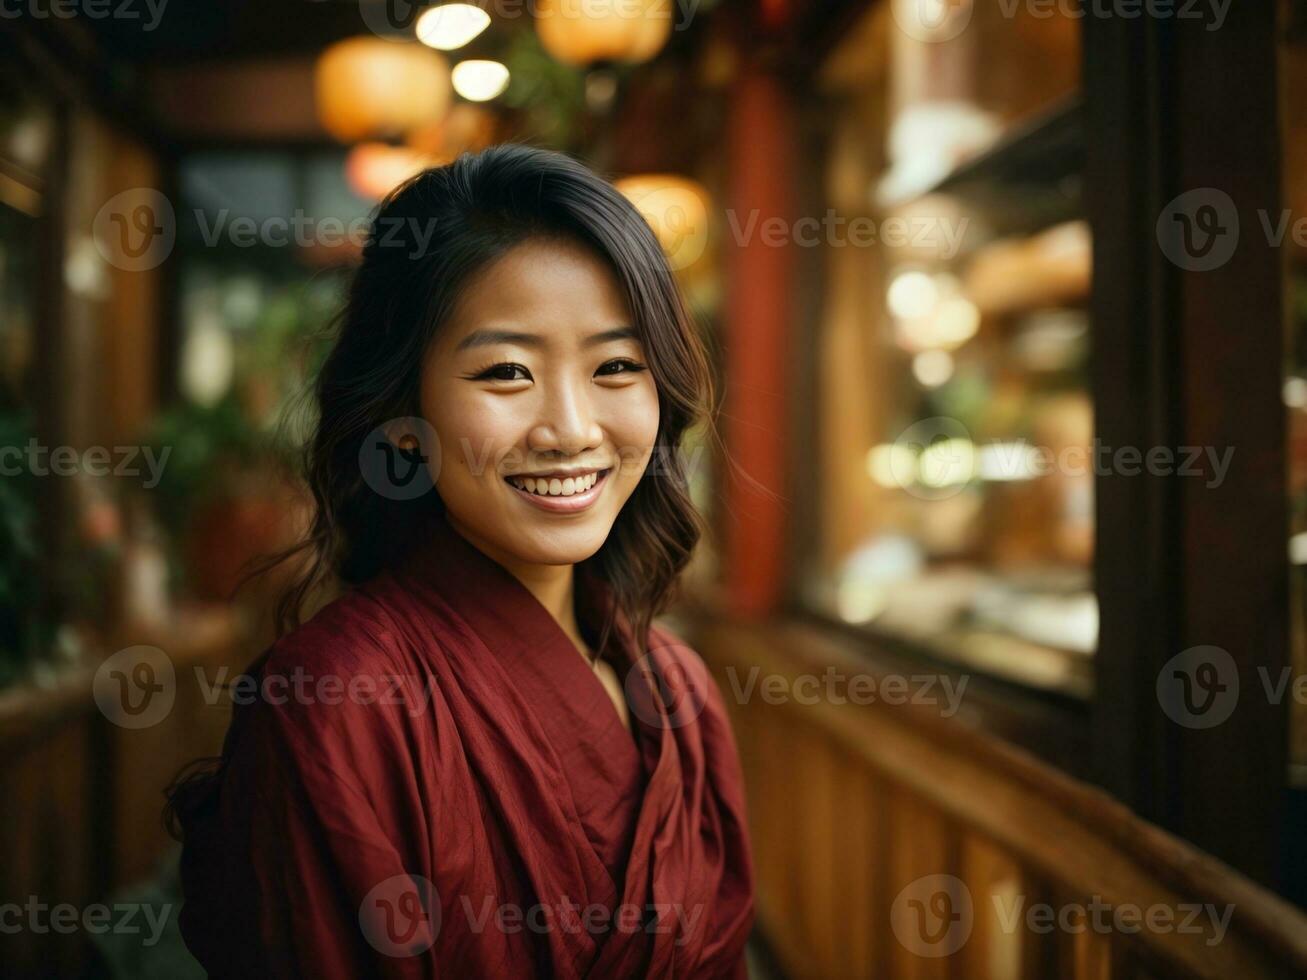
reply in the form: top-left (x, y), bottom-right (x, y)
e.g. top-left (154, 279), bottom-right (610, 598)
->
top-left (164, 144), bottom-right (755, 978)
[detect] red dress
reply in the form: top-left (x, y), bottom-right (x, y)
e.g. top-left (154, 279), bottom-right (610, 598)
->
top-left (176, 510), bottom-right (755, 978)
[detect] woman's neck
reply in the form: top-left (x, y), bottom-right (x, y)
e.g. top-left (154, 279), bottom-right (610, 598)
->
top-left (445, 516), bottom-right (589, 660)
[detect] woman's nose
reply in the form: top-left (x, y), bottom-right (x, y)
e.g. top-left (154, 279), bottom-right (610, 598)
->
top-left (529, 380), bottom-right (604, 456)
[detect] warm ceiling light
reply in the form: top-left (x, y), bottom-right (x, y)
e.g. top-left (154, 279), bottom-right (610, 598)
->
top-left (614, 174), bottom-right (711, 272)
top-left (451, 60), bottom-right (510, 101)
top-left (416, 4), bottom-right (491, 51)
top-left (886, 270), bottom-right (936, 320)
top-left (534, 0), bottom-right (673, 67)
top-left (345, 143), bottom-right (436, 201)
top-left (315, 37), bottom-right (451, 142)
top-left (407, 103), bottom-right (498, 162)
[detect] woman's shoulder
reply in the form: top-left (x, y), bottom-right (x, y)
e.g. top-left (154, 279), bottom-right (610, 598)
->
top-left (263, 585), bottom-right (406, 679)
top-left (230, 586), bottom-right (432, 749)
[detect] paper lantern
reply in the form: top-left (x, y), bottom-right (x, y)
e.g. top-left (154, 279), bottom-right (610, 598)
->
top-left (316, 37), bottom-right (452, 142)
top-left (534, 0), bottom-right (673, 67)
top-left (346, 143), bottom-right (437, 201)
top-left (614, 174), bottom-right (710, 272)
top-left (407, 103), bottom-right (498, 163)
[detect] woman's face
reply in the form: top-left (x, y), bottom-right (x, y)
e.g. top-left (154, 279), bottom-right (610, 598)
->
top-left (417, 237), bottom-right (661, 569)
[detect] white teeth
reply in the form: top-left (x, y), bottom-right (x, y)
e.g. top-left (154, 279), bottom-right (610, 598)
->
top-left (507, 471), bottom-right (600, 497)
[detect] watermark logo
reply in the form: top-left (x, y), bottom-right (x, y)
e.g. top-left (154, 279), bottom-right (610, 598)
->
top-left (890, 416), bottom-right (975, 501)
top-left (93, 188), bottom-right (176, 272)
top-left (93, 646), bottom-right (177, 729)
top-left (1156, 188), bottom-right (1239, 272)
top-left (1157, 645), bottom-right (1239, 729)
top-left (359, 873), bottom-right (442, 957)
top-left (624, 185), bottom-right (709, 272)
top-left (625, 644), bottom-right (710, 729)
top-left (891, 874), bottom-right (974, 957)
top-left (360, 417), bottom-right (441, 501)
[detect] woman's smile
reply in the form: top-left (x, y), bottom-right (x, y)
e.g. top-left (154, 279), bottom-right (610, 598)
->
top-left (504, 467), bottom-right (612, 514)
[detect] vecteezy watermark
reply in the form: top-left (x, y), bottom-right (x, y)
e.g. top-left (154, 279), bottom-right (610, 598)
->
top-left (1157, 190), bottom-right (1307, 272)
top-left (890, 874), bottom-right (974, 957)
top-left (193, 211), bottom-right (442, 259)
top-left (0, 897), bottom-right (172, 947)
top-left (625, 644), bottom-right (713, 729)
top-left (725, 209), bottom-right (970, 259)
top-left (884, 417), bottom-right (1235, 502)
top-left (624, 639), bottom-right (969, 730)
top-left (359, 417), bottom-right (442, 502)
top-left (0, 440), bottom-right (170, 488)
top-left (0, 0), bottom-right (169, 30)
top-left (891, 0), bottom-right (1228, 44)
top-left (356, 871), bottom-right (704, 959)
top-left (1156, 188), bottom-right (1240, 272)
top-left (92, 190), bottom-right (445, 272)
top-left (359, 0), bottom-right (703, 40)
top-left (1158, 646), bottom-right (1307, 730)
top-left (999, 894), bottom-right (1235, 947)
top-left (724, 667), bottom-right (968, 716)
top-left (456, 897), bottom-right (703, 945)
top-left (92, 188), bottom-right (176, 273)
top-left (892, 875), bottom-right (1234, 956)
top-left (1157, 645), bottom-right (1239, 729)
top-left (992, 894), bottom-right (1234, 947)
top-left (192, 665), bottom-right (447, 718)
top-left (93, 646), bottom-right (177, 730)
top-left (359, 875), bottom-right (442, 958)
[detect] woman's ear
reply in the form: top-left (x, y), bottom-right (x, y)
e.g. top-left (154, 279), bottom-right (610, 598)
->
top-left (379, 417), bottom-right (434, 456)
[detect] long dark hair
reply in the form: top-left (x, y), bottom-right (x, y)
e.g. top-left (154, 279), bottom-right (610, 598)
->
top-left (270, 142), bottom-right (719, 655)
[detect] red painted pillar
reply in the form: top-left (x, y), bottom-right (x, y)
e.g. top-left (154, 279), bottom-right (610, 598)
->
top-left (721, 61), bottom-right (795, 618)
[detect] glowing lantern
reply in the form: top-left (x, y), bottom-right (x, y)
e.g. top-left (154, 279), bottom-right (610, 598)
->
top-left (614, 174), bottom-right (710, 272)
top-left (315, 37), bottom-right (452, 142)
top-left (534, 0), bottom-right (673, 67)
top-left (416, 3), bottom-right (491, 51)
top-left (407, 103), bottom-right (498, 163)
top-left (451, 60), bottom-right (511, 102)
top-left (346, 143), bottom-right (437, 201)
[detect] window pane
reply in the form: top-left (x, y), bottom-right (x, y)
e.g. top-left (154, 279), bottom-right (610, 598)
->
top-left (805, 3), bottom-right (1092, 695)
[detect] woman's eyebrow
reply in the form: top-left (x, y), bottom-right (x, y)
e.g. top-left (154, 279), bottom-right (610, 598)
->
top-left (454, 325), bottom-right (638, 352)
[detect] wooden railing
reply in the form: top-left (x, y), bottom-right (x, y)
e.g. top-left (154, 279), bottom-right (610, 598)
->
top-left (0, 608), bottom-right (247, 977)
top-left (685, 614), bottom-right (1307, 980)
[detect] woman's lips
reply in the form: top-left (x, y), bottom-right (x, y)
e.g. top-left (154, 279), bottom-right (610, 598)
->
top-left (504, 468), bottom-right (610, 514)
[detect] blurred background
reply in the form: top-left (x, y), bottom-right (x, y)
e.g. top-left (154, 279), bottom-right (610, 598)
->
top-left (2, 0), bottom-right (1307, 976)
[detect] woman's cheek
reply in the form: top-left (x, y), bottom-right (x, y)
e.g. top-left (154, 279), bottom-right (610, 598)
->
top-left (610, 382), bottom-right (661, 481)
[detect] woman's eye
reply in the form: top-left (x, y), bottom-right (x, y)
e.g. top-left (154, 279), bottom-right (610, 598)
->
top-left (597, 359), bottom-right (648, 377)
top-left (476, 363), bottom-right (531, 382)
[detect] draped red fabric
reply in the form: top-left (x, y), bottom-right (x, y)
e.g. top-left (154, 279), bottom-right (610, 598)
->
top-left (176, 511), bottom-right (755, 978)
